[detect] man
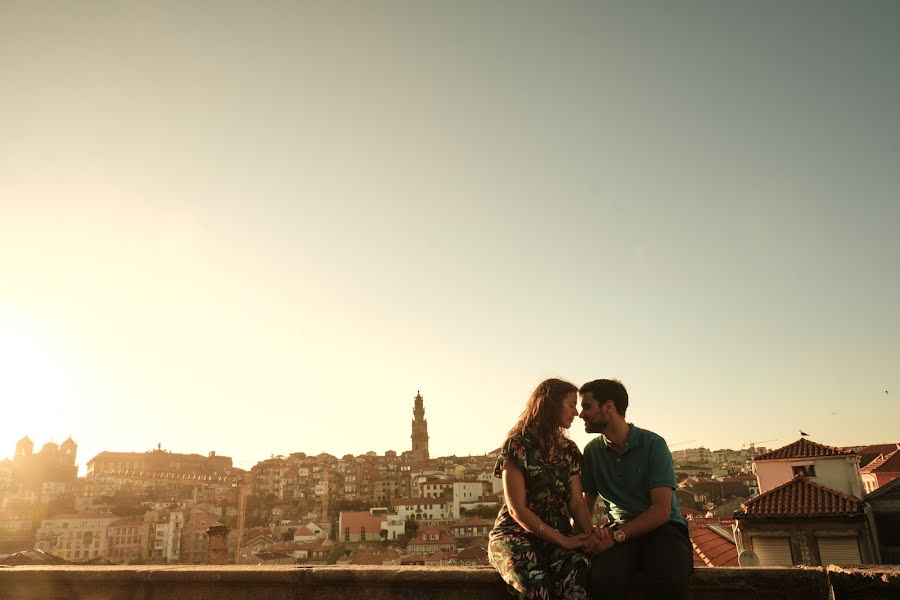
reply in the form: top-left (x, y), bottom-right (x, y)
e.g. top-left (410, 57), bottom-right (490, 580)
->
top-left (579, 379), bottom-right (693, 600)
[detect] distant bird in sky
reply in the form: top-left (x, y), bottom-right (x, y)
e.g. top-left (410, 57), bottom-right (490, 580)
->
top-left (832, 412), bottom-right (839, 415)
top-left (800, 430), bottom-right (810, 437)
top-left (886, 390), bottom-right (889, 394)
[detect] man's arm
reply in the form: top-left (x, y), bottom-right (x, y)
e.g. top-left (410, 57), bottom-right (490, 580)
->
top-left (615, 434), bottom-right (677, 540)
top-left (615, 486), bottom-right (672, 540)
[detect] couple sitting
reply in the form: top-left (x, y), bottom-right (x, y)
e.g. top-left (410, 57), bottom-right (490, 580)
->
top-left (488, 378), bottom-right (693, 600)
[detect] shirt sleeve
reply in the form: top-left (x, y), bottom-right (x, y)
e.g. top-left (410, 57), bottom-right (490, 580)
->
top-left (647, 434), bottom-right (677, 489)
top-left (581, 441), bottom-right (597, 495)
top-left (493, 435), bottom-right (528, 479)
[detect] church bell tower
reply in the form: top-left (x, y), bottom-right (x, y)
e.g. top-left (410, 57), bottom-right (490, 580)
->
top-left (411, 391), bottom-right (429, 462)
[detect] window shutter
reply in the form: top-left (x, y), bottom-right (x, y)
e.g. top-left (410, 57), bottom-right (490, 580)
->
top-left (817, 537), bottom-right (861, 565)
top-left (752, 536), bottom-right (794, 566)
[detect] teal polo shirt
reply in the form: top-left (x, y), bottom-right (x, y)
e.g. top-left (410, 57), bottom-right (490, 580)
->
top-left (582, 424), bottom-right (686, 527)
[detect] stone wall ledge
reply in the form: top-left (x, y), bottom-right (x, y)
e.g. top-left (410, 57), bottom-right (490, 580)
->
top-left (0, 565), bottom-right (897, 600)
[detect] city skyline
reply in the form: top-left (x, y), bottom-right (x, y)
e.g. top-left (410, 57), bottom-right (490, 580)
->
top-left (0, 406), bottom-right (876, 478)
top-left (2, 1), bottom-right (899, 473)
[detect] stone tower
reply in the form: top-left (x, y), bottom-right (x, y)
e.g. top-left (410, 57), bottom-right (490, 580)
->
top-left (411, 391), bottom-right (429, 462)
top-left (15, 436), bottom-right (33, 460)
top-left (61, 437), bottom-right (77, 466)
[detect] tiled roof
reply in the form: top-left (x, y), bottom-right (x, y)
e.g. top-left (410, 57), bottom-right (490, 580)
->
top-left (861, 449), bottom-right (900, 474)
top-left (268, 542), bottom-right (305, 552)
top-left (409, 532), bottom-right (455, 546)
top-left (456, 545), bottom-right (488, 560)
top-left (348, 548), bottom-right (402, 565)
top-left (865, 476), bottom-right (900, 501)
top-left (846, 443), bottom-right (899, 468)
top-left (753, 439), bottom-right (856, 462)
top-left (400, 554), bottom-right (426, 564)
top-left (390, 497), bottom-right (447, 507)
top-left (689, 522), bottom-right (738, 567)
top-left (339, 511), bottom-right (385, 532)
top-left (738, 476), bottom-right (864, 517)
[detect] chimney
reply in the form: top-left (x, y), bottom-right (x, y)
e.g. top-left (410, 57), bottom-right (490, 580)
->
top-left (206, 525), bottom-right (229, 565)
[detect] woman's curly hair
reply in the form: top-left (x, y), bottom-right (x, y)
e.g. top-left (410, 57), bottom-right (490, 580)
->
top-left (507, 378), bottom-right (577, 458)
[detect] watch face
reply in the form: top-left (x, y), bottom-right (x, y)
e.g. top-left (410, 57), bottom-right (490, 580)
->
top-left (613, 529), bottom-right (626, 542)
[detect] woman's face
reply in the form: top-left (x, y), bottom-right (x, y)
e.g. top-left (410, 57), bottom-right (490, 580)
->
top-left (557, 391), bottom-right (579, 429)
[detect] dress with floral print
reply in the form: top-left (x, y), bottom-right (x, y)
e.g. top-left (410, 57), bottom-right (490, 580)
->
top-left (488, 432), bottom-right (590, 599)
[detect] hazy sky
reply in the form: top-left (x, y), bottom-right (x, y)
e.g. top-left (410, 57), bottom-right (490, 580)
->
top-left (2, 1), bottom-right (898, 474)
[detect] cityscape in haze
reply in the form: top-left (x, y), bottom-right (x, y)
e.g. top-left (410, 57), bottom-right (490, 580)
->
top-left (1, 390), bottom-right (899, 566)
top-left (2, 0), bottom-right (899, 572)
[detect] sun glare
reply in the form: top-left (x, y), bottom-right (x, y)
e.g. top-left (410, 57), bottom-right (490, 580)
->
top-left (0, 314), bottom-right (81, 454)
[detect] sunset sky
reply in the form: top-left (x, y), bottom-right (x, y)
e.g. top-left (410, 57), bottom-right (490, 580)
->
top-left (2, 1), bottom-right (898, 474)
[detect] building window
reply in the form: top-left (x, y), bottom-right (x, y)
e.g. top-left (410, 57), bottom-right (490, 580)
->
top-left (792, 465), bottom-right (816, 477)
top-left (360, 527), bottom-right (366, 541)
top-left (344, 527), bottom-right (350, 542)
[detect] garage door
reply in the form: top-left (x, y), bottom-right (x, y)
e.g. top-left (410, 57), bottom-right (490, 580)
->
top-left (752, 536), bottom-right (794, 566)
top-left (817, 537), bottom-right (861, 565)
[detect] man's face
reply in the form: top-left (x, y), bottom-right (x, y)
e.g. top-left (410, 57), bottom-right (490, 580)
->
top-left (579, 392), bottom-right (609, 434)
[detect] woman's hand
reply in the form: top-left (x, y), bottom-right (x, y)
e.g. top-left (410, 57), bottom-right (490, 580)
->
top-left (559, 532), bottom-right (591, 551)
top-left (581, 528), bottom-right (615, 554)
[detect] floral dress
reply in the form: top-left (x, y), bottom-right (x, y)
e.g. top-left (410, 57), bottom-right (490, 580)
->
top-left (488, 432), bottom-right (590, 599)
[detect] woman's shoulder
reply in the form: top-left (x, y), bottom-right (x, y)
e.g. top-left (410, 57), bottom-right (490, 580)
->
top-left (502, 431), bottom-right (535, 453)
top-left (504, 430), bottom-right (536, 446)
top-left (562, 437), bottom-right (583, 458)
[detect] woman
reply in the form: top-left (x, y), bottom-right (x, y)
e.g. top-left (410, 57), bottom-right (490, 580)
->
top-left (488, 378), bottom-right (594, 599)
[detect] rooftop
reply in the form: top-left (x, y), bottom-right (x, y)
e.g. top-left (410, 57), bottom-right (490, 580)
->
top-left (737, 476), bottom-right (864, 518)
top-left (689, 521), bottom-right (738, 568)
top-left (860, 448), bottom-right (900, 474)
top-left (754, 439), bottom-right (856, 462)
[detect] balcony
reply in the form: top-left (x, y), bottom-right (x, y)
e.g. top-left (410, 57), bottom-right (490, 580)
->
top-left (0, 565), bottom-right (898, 599)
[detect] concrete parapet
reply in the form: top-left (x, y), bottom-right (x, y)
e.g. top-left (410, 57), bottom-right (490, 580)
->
top-left (0, 565), bottom-right (897, 599)
top-left (827, 565), bottom-right (900, 600)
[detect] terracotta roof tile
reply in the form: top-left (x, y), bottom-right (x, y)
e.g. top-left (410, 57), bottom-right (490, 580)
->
top-left (690, 523), bottom-right (738, 567)
top-left (339, 511), bottom-right (385, 532)
top-left (401, 554), bottom-right (426, 564)
top-left (739, 477), bottom-right (864, 517)
top-left (409, 532), bottom-right (455, 546)
top-left (348, 548), bottom-right (402, 565)
top-left (857, 444), bottom-right (900, 469)
top-left (455, 546), bottom-right (488, 560)
top-left (861, 449), bottom-right (900, 474)
top-left (753, 439), bottom-right (856, 462)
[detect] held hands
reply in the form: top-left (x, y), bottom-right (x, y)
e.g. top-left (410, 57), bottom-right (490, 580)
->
top-left (560, 532), bottom-right (592, 551)
top-left (580, 525), bottom-right (615, 555)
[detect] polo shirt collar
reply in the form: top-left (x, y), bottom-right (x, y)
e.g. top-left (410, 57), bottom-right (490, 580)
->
top-left (599, 423), bottom-right (638, 454)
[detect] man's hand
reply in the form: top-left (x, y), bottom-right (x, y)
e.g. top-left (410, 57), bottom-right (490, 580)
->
top-left (581, 525), bottom-right (615, 554)
top-left (559, 532), bottom-right (592, 551)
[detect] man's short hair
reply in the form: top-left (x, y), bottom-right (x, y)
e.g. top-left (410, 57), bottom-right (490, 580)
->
top-left (579, 379), bottom-right (628, 417)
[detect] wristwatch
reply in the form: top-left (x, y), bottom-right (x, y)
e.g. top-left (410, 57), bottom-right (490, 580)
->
top-left (610, 523), bottom-right (626, 544)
